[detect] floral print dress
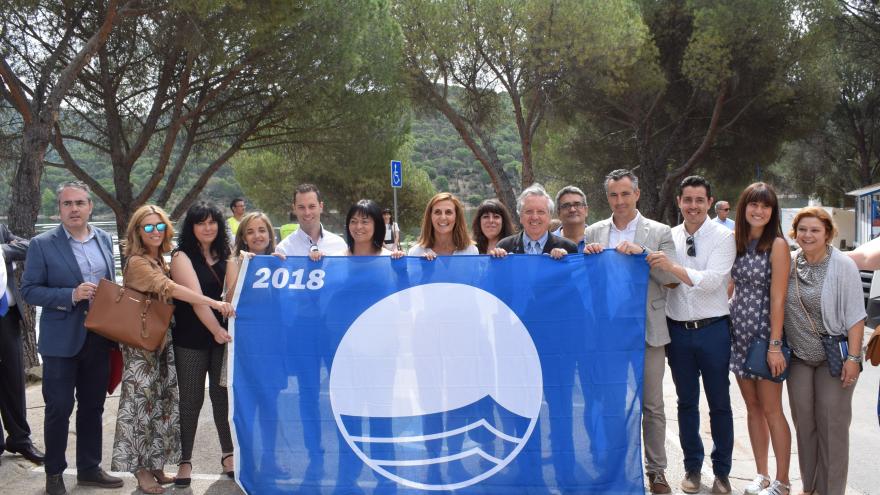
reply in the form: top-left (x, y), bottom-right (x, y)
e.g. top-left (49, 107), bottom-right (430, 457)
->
top-left (111, 255), bottom-right (181, 472)
top-left (730, 239), bottom-right (772, 379)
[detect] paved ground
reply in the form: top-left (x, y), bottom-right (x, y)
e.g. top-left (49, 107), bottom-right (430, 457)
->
top-left (1, 344), bottom-right (878, 495)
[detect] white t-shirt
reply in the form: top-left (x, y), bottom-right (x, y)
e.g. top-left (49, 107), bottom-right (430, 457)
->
top-left (407, 244), bottom-right (478, 256)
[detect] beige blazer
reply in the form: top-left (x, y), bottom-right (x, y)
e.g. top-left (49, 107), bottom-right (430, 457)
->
top-left (584, 214), bottom-right (677, 347)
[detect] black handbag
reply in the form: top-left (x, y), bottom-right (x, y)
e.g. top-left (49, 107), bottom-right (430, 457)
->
top-left (819, 334), bottom-right (847, 377)
top-left (794, 265), bottom-right (848, 377)
top-left (744, 337), bottom-right (791, 382)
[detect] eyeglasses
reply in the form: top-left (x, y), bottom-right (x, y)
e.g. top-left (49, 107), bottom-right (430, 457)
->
top-left (686, 235), bottom-right (696, 257)
top-left (560, 202), bottom-right (586, 210)
top-left (142, 223), bottom-right (167, 233)
top-left (718, 208), bottom-right (730, 211)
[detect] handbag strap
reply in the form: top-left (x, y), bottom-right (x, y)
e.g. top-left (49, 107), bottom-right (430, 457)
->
top-left (793, 257), bottom-right (822, 339)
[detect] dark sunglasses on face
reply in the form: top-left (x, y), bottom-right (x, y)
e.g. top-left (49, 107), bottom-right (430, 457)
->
top-left (686, 235), bottom-right (696, 257)
top-left (142, 223), bottom-right (167, 233)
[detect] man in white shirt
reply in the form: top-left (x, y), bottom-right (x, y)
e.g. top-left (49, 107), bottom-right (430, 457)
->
top-left (583, 169), bottom-right (677, 494)
top-left (275, 183), bottom-right (347, 256)
top-left (646, 175), bottom-right (736, 495)
top-left (273, 183), bottom-right (346, 482)
top-left (714, 201), bottom-right (735, 230)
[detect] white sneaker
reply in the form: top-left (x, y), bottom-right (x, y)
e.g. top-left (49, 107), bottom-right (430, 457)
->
top-left (744, 474), bottom-right (771, 495)
top-left (758, 480), bottom-right (791, 495)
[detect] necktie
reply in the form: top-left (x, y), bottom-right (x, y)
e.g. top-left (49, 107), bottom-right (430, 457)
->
top-left (529, 241), bottom-right (539, 255)
top-left (0, 293), bottom-right (8, 317)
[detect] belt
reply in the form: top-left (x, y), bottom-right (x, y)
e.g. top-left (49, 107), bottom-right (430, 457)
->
top-left (670, 315), bottom-right (728, 330)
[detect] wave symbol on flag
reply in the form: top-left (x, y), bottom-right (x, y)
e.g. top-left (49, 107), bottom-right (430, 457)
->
top-left (329, 283), bottom-right (543, 490)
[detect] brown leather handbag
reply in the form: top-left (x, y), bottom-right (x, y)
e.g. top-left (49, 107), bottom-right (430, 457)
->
top-left (84, 278), bottom-right (174, 351)
top-left (866, 332), bottom-right (880, 366)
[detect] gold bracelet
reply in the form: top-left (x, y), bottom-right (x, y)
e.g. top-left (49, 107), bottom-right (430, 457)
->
top-left (767, 350), bottom-right (783, 353)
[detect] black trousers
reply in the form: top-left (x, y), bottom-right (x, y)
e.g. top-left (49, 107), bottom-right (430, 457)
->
top-left (0, 306), bottom-right (33, 451)
top-left (41, 331), bottom-right (110, 475)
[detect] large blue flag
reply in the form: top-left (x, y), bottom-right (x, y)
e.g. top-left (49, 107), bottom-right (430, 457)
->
top-left (230, 252), bottom-right (649, 494)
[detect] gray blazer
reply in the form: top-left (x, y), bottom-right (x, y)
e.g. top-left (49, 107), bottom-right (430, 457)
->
top-left (585, 214), bottom-right (677, 346)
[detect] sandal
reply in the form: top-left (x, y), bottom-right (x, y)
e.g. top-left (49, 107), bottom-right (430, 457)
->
top-left (135, 469), bottom-right (165, 494)
top-left (221, 453), bottom-right (235, 479)
top-left (151, 470), bottom-right (175, 485)
top-left (174, 461), bottom-right (192, 488)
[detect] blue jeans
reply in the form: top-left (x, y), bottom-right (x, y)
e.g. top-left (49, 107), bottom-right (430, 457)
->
top-left (666, 317), bottom-right (733, 477)
top-left (41, 332), bottom-right (110, 475)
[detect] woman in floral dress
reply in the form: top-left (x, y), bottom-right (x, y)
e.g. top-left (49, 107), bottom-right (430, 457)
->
top-left (112, 205), bottom-right (234, 494)
top-left (728, 183), bottom-right (791, 495)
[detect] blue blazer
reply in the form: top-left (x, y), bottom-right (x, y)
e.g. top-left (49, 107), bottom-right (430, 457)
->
top-left (21, 224), bottom-right (115, 357)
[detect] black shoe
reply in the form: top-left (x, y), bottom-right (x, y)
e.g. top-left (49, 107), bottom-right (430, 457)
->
top-left (175, 461), bottom-right (192, 488)
top-left (46, 473), bottom-right (68, 495)
top-left (77, 468), bottom-right (124, 488)
top-left (8, 443), bottom-right (45, 465)
top-left (221, 453), bottom-right (234, 479)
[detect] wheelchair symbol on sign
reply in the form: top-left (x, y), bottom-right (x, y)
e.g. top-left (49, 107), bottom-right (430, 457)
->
top-left (391, 161), bottom-right (402, 188)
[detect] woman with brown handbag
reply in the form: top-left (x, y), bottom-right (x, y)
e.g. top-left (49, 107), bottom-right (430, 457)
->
top-left (110, 205), bottom-right (234, 494)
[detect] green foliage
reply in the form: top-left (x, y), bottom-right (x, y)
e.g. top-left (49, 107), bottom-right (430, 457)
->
top-left (541, 0), bottom-right (837, 220)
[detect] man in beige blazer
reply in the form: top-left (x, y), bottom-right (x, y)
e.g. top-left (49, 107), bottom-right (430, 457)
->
top-left (584, 169), bottom-right (677, 494)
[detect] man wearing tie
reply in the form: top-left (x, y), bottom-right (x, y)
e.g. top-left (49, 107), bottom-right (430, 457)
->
top-left (492, 183), bottom-right (578, 258)
top-left (21, 182), bottom-right (122, 495)
top-left (0, 224), bottom-right (44, 466)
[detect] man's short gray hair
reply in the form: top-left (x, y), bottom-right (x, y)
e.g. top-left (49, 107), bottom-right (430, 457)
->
top-left (714, 201), bottom-right (729, 211)
top-left (517, 183), bottom-right (554, 216)
top-left (554, 185), bottom-right (587, 208)
top-left (603, 169), bottom-right (639, 192)
top-left (56, 181), bottom-right (92, 199)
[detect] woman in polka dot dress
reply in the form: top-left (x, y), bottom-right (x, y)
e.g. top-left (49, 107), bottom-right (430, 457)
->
top-left (729, 183), bottom-right (792, 495)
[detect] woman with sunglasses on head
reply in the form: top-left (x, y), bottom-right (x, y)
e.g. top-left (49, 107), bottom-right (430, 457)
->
top-left (169, 201), bottom-right (236, 486)
top-left (471, 199), bottom-right (514, 254)
top-left (111, 205), bottom-right (233, 494)
top-left (728, 183), bottom-right (791, 495)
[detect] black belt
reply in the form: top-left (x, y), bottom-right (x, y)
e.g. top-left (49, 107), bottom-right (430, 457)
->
top-left (670, 315), bottom-right (728, 330)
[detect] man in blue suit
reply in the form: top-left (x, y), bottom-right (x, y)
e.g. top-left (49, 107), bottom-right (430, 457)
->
top-left (21, 181), bottom-right (123, 495)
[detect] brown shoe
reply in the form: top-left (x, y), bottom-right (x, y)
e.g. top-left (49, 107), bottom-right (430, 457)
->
top-left (648, 472), bottom-right (672, 494)
top-left (711, 476), bottom-right (732, 494)
top-left (681, 471), bottom-right (701, 494)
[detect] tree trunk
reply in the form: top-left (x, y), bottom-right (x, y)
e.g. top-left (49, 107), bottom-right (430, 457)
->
top-left (9, 120), bottom-right (53, 238)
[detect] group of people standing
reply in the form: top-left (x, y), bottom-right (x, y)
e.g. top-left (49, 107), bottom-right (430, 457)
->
top-left (0, 170), bottom-right (871, 495)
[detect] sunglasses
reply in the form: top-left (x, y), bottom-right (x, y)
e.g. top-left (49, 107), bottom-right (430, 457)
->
top-left (686, 235), bottom-right (696, 257)
top-left (142, 223), bottom-right (167, 233)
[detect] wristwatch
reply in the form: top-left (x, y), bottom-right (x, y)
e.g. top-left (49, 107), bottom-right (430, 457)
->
top-left (846, 354), bottom-right (862, 363)
top-left (768, 339), bottom-right (783, 347)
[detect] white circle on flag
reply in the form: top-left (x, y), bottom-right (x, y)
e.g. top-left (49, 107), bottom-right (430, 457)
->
top-left (329, 283), bottom-right (543, 490)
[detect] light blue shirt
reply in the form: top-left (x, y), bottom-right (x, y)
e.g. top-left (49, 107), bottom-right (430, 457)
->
top-left (524, 231), bottom-right (550, 254)
top-left (714, 217), bottom-right (735, 230)
top-left (552, 226), bottom-right (586, 253)
top-left (63, 225), bottom-right (109, 285)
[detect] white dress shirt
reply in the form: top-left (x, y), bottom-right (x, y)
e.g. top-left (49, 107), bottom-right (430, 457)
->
top-left (665, 217), bottom-right (735, 321)
top-left (607, 212), bottom-right (642, 248)
top-left (275, 224), bottom-right (347, 256)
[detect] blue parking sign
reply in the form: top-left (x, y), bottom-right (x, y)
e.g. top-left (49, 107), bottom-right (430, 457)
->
top-left (391, 160), bottom-right (402, 188)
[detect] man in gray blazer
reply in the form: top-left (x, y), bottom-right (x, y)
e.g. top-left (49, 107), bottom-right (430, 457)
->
top-left (584, 169), bottom-right (677, 494)
top-left (21, 182), bottom-right (122, 495)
